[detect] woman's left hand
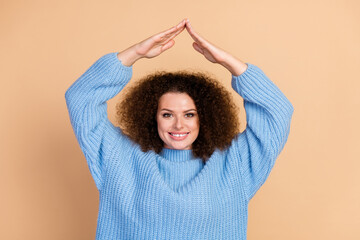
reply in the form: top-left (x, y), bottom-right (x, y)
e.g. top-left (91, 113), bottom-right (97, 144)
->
top-left (185, 19), bottom-right (248, 76)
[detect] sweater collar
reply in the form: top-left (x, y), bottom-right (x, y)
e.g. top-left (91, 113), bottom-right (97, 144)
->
top-left (159, 148), bottom-right (196, 162)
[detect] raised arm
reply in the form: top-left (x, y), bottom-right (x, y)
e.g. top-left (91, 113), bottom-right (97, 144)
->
top-left (65, 19), bottom-right (187, 190)
top-left (186, 20), bottom-right (294, 201)
top-left (230, 65), bottom-right (294, 201)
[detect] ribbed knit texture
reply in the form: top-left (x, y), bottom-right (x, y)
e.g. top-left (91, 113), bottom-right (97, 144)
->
top-left (65, 52), bottom-right (294, 240)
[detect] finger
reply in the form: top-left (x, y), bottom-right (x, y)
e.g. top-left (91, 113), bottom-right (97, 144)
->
top-left (166, 25), bottom-right (185, 41)
top-left (162, 22), bottom-right (186, 40)
top-left (160, 23), bottom-right (185, 46)
top-left (160, 27), bottom-right (178, 39)
top-left (161, 19), bottom-right (186, 38)
top-left (176, 18), bottom-right (187, 29)
top-left (185, 20), bottom-right (203, 43)
top-left (192, 42), bottom-right (204, 54)
top-left (148, 19), bottom-right (185, 50)
top-left (159, 27), bottom-right (183, 43)
top-left (161, 39), bottom-right (175, 52)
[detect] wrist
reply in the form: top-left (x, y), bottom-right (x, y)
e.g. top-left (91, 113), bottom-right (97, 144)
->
top-left (221, 54), bottom-right (248, 76)
top-left (117, 46), bottom-right (142, 66)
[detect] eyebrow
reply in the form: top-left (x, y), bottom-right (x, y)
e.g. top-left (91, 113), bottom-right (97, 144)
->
top-left (160, 108), bottom-right (197, 112)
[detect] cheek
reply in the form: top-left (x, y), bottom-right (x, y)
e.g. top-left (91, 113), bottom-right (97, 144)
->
top-left (195, 117), bottom-right (200, 128)
top-left (189, 119), bottom-right (200, 132)
top-left (157, 118), bottom-right (169, 132)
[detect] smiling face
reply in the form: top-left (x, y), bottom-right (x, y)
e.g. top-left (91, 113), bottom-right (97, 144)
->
top-left (156, 92), bottom-right (200, 150)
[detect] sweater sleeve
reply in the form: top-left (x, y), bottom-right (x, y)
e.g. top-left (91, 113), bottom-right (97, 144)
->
top-left (228, 63), bottom-right (294, 201)
top-left (65, 52), bottom-right (133, 191)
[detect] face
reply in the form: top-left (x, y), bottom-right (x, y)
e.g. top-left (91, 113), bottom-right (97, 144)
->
top-left (156, 92), bottom-right (200, 150)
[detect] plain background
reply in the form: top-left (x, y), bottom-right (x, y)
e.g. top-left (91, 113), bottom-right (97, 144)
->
top-left (1, 0), bottom-right (359, 239)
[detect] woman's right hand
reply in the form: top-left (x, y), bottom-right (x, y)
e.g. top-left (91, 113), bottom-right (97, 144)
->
top-left (117, 19), bottom-right (187, 66)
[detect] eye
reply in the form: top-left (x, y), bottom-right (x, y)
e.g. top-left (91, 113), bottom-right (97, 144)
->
top-left (185, 113), bottom-right (195, 118)
top-left (162, 113), bottom-right (172, 118)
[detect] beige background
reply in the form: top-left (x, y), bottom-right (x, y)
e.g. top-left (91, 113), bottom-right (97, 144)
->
top-left (1, 0), bottom-right (359, 239)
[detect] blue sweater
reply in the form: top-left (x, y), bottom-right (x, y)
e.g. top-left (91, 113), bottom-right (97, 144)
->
top-left (65, 52), bottom-right (294, 239)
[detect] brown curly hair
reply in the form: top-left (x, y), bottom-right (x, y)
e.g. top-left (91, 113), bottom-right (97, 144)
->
top-left (116, 71), bottom-right (240, 162)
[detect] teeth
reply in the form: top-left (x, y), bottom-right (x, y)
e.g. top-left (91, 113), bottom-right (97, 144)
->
top-left (170, 133), bottom-right (188, 137)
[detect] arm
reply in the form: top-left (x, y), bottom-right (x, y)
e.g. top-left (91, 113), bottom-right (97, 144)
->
top-left (230, 65), bottom-right (294, 201)
top-left (186, 20), bottom-right (294, 200)
top-left (65, 19), bottom-right (187, 191)
top-left (65, 53), bottom-right (132, 191)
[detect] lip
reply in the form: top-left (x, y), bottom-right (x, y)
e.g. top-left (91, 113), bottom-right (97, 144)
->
top-left (168, 132), bottom-right (189, 141)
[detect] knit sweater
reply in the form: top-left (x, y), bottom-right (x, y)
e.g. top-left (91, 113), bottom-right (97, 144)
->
top-left (65, 52), bottom-right (294, 239)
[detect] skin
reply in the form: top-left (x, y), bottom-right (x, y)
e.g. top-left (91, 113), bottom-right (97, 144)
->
top-left (117, 18), bottom-right (248, 149)
top-left (117, 18), bottom-right (248, 75)
top-left (156, 92), bottom-right (200, 150)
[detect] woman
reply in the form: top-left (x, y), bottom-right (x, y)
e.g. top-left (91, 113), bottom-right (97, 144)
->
top-left (65, 19), bottom-right (293, 239)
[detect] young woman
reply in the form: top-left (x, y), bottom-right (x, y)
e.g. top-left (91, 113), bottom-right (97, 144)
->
top-left (65, 19), bottom-right (294, 239)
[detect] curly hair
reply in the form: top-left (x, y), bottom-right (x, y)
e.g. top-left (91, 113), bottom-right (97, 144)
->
top-left (116, 71), bottom-right (240, 162)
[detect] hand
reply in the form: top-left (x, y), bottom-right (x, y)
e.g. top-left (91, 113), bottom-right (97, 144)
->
top-left (117, 19), bottom-right (187, 66)
top-left (185, 19), bottom-right (248, 76)
top-left (185, 19), bottom-right (227, 64)
top-left (135, 19), bottom-right (186, 59)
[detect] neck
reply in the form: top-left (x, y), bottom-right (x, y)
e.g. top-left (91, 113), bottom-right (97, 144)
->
top-left (159, 148), bottom-right (196, 162)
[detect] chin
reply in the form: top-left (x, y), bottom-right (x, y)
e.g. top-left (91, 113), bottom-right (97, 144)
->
top-left (165, 143), bottom-right (192, 150)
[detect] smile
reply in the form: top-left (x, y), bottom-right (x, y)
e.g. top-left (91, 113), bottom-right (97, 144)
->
top-left (168, 132), bottom-right (190, 140)
top-left (169, 132), bottom-right (189, 137)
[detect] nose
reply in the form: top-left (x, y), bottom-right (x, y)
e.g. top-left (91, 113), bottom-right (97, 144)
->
top-left (174, 117), bottom-right (183, 130)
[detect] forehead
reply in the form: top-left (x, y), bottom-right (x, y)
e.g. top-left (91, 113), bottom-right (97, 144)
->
top-left (158, 92), bottom-right (196, 110)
